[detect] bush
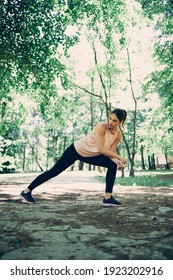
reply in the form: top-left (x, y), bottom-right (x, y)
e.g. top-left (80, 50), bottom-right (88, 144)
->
top-left (0, 156), bottom-right (16, 173)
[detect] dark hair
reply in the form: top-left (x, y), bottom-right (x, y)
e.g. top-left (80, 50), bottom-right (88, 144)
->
top-left (111, 108), bottom-right (127, 126)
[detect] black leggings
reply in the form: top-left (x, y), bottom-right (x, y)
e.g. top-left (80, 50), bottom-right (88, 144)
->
top-left (28, 144), bottom-right (117, 193)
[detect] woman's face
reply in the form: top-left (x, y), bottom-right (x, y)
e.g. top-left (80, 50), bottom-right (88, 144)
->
top-left (108, 114), bottom-right (121, 130)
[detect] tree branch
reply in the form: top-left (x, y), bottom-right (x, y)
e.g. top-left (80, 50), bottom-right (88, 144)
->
top-left (92, 42), bottom-right (108, 106)
top-left (76, 84), bottom-right (111, 113)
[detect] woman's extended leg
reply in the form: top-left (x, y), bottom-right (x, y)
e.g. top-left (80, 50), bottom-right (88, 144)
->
top-left (20, 144), bottom-right (79, 203)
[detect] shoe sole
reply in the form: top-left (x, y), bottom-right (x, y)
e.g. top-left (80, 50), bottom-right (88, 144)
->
top-left (102, 203), bottom-right (123, 207)
top-left (20, 194), bottom-right (35, 204)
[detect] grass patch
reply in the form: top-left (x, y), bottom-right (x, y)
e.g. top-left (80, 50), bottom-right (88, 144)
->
top-left (95, 173), bottom-right (173, 187)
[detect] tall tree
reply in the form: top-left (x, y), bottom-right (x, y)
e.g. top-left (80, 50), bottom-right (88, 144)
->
top-left (138, 0), bottom-right (173, 126)
top-left (121, 44), bottom-right (138, 177)
top-left (74, 0), bottom-right (127, 117)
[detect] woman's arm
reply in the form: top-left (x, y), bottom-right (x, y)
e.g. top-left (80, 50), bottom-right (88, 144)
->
top-left (110, 131), bottom-right (126, 164)
top-left (110, 139), bottom-right (121, 153)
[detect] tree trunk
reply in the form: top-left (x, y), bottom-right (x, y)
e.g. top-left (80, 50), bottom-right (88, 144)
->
top-left (90, 77), bottom-right (94, 130)
top-left (63, 136), bottom-right (67, 152)
top-left (129, 160), bottom-right (135, 177)
top-left (79, 161), bottom-right (84, 171)
top-left (22, 144), bottom-right (26, 172)
top-left (117, 145), bottom-right (125, 177)
top-left (31, 144), bottom-right (34, 171)
top-left (164, 153), bottom-right (170, 169)
top-left (29, 143), bottom-right (43, 171)
top-left (121, 168), bottom-right (125, 177)
top-left (88, 76), bottom-right (94, 172)
top-left (121, 130), bottom-right (135, 177)
top-left (151, 153), bottom-right (156, 170)
top-left (88, 164), bottom-right (92, 171)
top-left (148, 155), bottom-right (152, 170)
top-left (126, 45), bottom-right (138, 177)
top-left (46, 136), bottom-right (49, 170)
top-left (140, 145), bottom-right (146, 170)
top-left (52, 135), bottom-right (58, 164)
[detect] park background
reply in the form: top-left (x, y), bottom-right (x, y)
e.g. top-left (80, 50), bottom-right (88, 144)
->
top-left (0, 0), bottom-right (173, 260)
top-left (0, 0), bottom-right (173, 177)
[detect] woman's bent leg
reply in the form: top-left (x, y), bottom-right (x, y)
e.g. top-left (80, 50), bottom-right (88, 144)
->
top-left (80, 155), bottom-right (122, 206)
top-left (28, 144), bottom-right (79, 192)
top-left (79, 155), bottom-right (117, 194)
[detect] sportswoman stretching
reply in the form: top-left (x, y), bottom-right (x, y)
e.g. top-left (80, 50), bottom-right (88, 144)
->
top-left (20, 108), bottom-right (127, 207)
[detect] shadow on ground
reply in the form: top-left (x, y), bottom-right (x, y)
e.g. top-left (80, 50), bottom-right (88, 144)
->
top-left (0, 171), bottom-right (173, 260)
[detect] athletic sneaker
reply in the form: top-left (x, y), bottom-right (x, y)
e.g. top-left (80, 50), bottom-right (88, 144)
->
top-left (102, 196), bottom-right (123, 207)
top-left (20, 191), bottom-right (35, 204)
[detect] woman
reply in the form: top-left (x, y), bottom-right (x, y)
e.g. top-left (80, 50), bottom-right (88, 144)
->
top-left (20, 108), bottom-right (127, 207)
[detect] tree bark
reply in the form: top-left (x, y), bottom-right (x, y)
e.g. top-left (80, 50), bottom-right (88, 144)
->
top-left (22, 144), bottom-right (26, 172)
top-left (151, 153), bottom-right (156, 170)
top-left (79, 161), bottom-right (84, 171)
top-left (29, 142), bottom-right (43, 171)
top-left (140, 145), bottom-right (146, 170)
top-left (148, 155), bottom-right (152, 170)
top-left (126, 45), bottom-right (138, 177)
top-left (164, 153), bottom-right (170, 169)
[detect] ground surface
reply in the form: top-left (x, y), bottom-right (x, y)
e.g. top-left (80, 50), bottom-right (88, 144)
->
top-left (0, 171), bottom-right (173, 260)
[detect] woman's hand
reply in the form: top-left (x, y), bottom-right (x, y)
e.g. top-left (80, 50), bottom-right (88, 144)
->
top-left (117, 156), bottom-right (126, 165)
top-left (117, 161), bottom-right (125, 170)
top-left (111, 158), bottom-right (125, 170)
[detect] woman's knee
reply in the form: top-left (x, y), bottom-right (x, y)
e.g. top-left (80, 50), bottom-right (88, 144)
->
top-left (107, 161), bottom-right (117, 171)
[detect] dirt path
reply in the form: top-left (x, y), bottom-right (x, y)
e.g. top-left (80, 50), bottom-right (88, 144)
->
top-left (0, 171), bottom-right (173, 260)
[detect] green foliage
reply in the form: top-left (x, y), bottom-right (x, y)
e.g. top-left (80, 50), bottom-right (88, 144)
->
top-left (0, 0), bottom-right (80, 95)
top-left (137, 0), bottom-right (173, 19)
top-left (148, 70), bottom-right (173, 119)
top-left (139, 0), bottom-right (173, 134)
top-left (87, 0), bottom-right (126, 49)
